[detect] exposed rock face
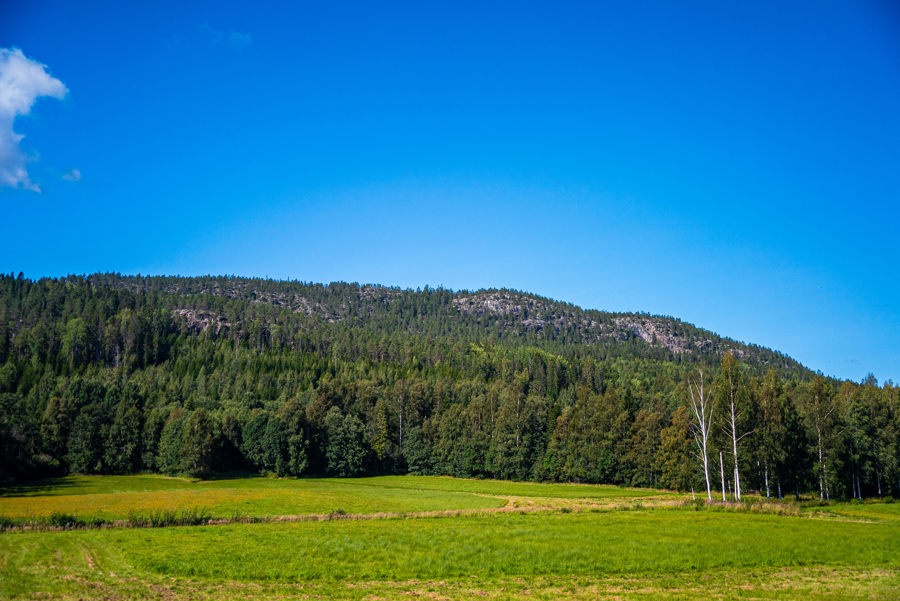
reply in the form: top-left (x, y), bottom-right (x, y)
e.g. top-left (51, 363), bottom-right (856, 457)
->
top-left (610, 316), bottom-right (749, 358)
top-left (613, 316), bottom-right (700, 354)
top-left (173, 309), bottom-right (230, 335)
top-left (453, 291), bottom-right (596, 335)
top-left (454, 292), bottom-right (530, 317)
top-left (452, 291), bottom-right (753, 359)
top-left (247, 291), bottom-right (338, 320)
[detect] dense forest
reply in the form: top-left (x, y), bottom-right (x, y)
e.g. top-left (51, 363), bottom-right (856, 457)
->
top-left (0, 273), bottom-right (897, 500)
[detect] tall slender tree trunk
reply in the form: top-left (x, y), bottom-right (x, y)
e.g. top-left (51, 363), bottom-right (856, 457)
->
top-left (729, 399), bottom-right (742, 501)
top-left (688, 370), bottom-right (714, 501)
top-left (703, 451), bottom-right (711, 500)
top-left (816, 424), bottom-right (826, 501)
top-left (720, 451), bottom-right (726, 502)
top-left (764, 459), bottom-right (770, 499)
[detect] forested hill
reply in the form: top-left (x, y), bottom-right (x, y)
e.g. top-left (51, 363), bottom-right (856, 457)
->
top-left (1, 273), bottom-right (897, 502)
top-left (80, 273), bottom-right (803, 375)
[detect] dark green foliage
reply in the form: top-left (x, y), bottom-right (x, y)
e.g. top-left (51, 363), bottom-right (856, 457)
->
top-left (0, 392), bottom-right (51, 480)
top-left (401, 425), bottom-right (431, 474)
top-left (655, 406), bottom-right (698, 492)
top-left (431, 403), bottom-right (489, 478)
top-left (279, 400), bottom-right (310, 476)
top-left (181, 409), bottom-right (218, 477)
top-left (240, 410), bottom-right (272, 472)
top-left (544, 387), bottom-right (630, 483)
top-left (260, 416), bottom-right (289, 476)
top-left (0, 273), bottom-right (896, 499)
top-left (324, 407), bottom-right (366, 477)
top-left (46, 512), bottom-right (81, 528)
top-left (66, 408), bottom-right (104, 474)
top-left (626, 403), bottom-right (665, 488)
top-left (105, 402), bottom-right (143, 474)
top-left (125, 508), bottom-right (212, 528)
top-left (156, 411), bottom-right (186, 476)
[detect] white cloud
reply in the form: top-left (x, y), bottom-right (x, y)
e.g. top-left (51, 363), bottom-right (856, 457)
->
top-left (0, 48), bottom-right (68, 192)
top-left (62, 167), bottom-right (81, 182)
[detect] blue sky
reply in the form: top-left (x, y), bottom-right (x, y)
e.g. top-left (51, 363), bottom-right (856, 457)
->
top-left (1, 1), bottom-right (898, 383)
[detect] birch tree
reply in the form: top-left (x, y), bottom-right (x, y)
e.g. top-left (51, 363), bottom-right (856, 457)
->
top-left (688, 369), bottom-right (714, 501)
top-left (715, 353), bottom-right (753, 501)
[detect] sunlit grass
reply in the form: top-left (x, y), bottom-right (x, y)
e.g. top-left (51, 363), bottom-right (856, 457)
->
top-left (336, 474), bottom-right (672, 499)
top-left (115, 510), bottom-right (897, 581)
top-left (0, 475), bottom-right (897, 600)
top-left (1, 506), bottom-right (897, 600)
top-left (0, 474), bottom-right (197, 497)
top-left (0, 476), bottom-right (509, 522)
top-left (0, 474), bottom-right (669, 523)
top-left (813, 501), bottom-right (900, 522)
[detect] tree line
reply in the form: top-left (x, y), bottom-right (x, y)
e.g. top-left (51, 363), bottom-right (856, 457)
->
top-left (1, 273), bottom-right (897, 500)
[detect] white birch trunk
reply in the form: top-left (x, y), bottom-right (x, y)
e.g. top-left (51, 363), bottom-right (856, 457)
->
top-left (816, 424), bottom-right (825, 501)
top-left (728, 389), bottom-right (742, 501)
top-left (719, 451), bottom-right (726, 502)
top-left (688, 370), bottom-right (714, 501)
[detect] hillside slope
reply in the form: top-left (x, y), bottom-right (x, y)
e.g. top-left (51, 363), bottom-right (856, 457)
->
top-left (88, 273), bottom-right (806, 376)
top-left (3, 273), bottom-right (895, 502)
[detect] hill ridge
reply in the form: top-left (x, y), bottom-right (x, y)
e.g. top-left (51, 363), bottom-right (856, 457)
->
top-left (81, 273), bottom-right (805, 376)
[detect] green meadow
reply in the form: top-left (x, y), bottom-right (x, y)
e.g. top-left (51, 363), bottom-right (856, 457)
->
top-left (0, 475), bottom-right (897, 600)
top-left (0, 475), bottom-right (500, 523)
top-left (0, 474), bottom-right (666, 524)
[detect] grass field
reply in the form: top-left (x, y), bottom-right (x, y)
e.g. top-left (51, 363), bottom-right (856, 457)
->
top-left (1, 475), bottom-right (897, 600)
top-left (0, 474), bottom-right (668, 524)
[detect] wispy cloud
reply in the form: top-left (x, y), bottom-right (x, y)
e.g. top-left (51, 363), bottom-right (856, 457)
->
top-left (0, 48), bottom-right (68, 192)
top-left (62, 168), bottom-right (81, 182)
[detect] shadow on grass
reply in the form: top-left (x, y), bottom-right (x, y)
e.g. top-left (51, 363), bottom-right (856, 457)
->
top-left (0, 476), bottom-right (80, 498)
top-left (192, 470), bottom-right (261, 482)
top-left (0, 470), bottom-right (267, 497)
